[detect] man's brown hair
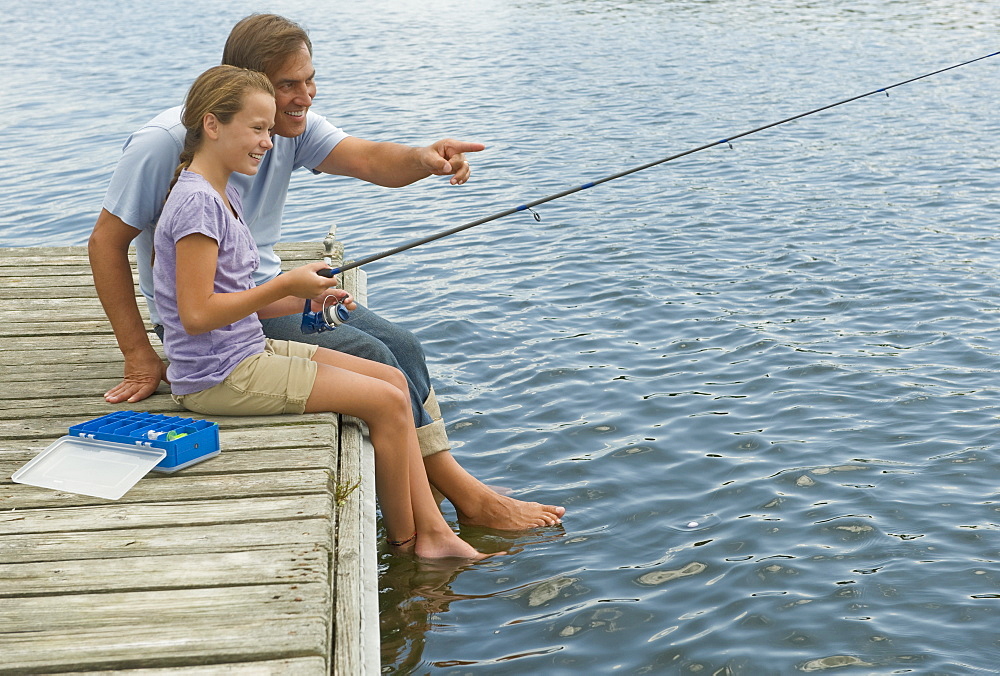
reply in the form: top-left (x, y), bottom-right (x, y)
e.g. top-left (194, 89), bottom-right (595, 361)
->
top-left (222, 14), bottom-right (312, 77)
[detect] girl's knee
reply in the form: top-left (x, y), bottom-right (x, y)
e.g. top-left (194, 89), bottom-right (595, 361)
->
top-left (369, 383), bottom-right (413, 429)
top-left (369, 362), bottom-right (408, 392)
top-left (388, 367), bottom-right (409, 393)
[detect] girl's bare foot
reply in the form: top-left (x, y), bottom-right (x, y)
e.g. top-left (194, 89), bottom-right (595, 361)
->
top-left (409, 527), bottom-right (495, 560)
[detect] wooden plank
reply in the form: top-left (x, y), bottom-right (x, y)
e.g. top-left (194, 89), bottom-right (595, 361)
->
top-left (0, 403), bottom-right (180, 423)
top-left (0, 494), bottom-right (333, 536)
top-left (0, 399), bottom-right (182, 418)
top-left (333, 268), bottom-right (380, 676)
top-left (334, 417), bottom-right (364, 675)
top-left (0, 519), bottom-right (333, 564)
top-left (0, 285), bottom-right (129, 301)
top-left (0, 547), bottom-right (327, 597)
top-left (0, 246), bottom-right (91, 260)
top-left (0, 263), bottom-right (94, 277)
top-left (0, 321), bottom-right (119, 337)
top-left (0, 298), bottom-right (113, 323)
top-left (1, 469), bottom-right (334, 511)
top-left (353, 269), bottom-right (381, 675)
top-left (334, 418), bottom-right (381, 676)
top-left (0, 378), bottom-right (138, 399)
top-left (3, 583), bottom-right (330, 632)
top-left (1, 333), bottom-right (151, 352)
top-left (5, 361), bottom-right (154, 379)
top-left (359, 436), bottom-right (380, 672)
top-left (0, 610), bottom-right (328, 672)
top-left (70, 657), bottom-right (328, 675)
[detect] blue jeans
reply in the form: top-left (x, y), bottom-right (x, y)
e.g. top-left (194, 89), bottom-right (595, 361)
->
top-left (259, 303), bottom-right (434, 428)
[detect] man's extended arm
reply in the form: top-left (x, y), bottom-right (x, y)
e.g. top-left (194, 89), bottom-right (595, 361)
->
top-left (315, 137), bottom-right (485, 187)
top-left (89, 209), bottom-right (168, 403)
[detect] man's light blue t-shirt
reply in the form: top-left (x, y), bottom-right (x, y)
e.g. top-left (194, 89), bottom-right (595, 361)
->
top-left (102, 106), bottom-right (348, 324)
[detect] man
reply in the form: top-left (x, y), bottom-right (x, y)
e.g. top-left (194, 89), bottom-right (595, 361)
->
top-left (89, 13), bottom-right (564, 530)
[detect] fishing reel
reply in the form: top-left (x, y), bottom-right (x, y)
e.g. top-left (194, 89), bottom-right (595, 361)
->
top-left (300, 297), bottom-right (350, 334)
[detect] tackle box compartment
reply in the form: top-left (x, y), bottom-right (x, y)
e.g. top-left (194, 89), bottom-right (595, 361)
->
top-left (68, 411), bottom-right (220, 473)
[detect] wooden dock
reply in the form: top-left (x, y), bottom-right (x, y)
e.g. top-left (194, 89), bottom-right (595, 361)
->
top-left (0, 243), bottom-right (379, 674)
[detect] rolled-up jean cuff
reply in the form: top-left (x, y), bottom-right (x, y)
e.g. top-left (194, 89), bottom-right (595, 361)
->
top-left (423, 387), bottom-right (442, 421)
top-left (416, 419), bottom-right (450, 458)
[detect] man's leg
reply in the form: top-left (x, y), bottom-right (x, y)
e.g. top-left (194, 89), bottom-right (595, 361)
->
top-left (416, 387), bottom-right (448, 458)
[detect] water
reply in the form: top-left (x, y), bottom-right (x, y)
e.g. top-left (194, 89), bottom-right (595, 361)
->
top-left (4, 1), bottom-right (1000, 673)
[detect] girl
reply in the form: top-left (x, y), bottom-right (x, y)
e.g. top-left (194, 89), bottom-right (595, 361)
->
top-left (153, 65), bottom-right (488, 560)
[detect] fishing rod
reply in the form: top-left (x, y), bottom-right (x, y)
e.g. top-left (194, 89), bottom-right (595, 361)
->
top-left (304, 49), bottom-right (999, 332)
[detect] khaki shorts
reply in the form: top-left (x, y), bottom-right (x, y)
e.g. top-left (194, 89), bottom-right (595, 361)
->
top-left (173, 339), bottom-right (319, 416)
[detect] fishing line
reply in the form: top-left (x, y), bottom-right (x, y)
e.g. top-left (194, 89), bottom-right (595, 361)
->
top-left (319, 49), bottom-right (998, 279)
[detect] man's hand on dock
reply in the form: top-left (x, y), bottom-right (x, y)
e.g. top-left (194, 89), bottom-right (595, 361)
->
top-left (104, 351), bottom-right (169, 403)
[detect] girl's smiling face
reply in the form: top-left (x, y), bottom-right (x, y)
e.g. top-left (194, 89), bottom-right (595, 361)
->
top-left (214, 90), bottom-right (276, 176)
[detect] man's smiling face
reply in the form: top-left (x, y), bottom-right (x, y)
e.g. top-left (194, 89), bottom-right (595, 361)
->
top-left (267, 42), bottom-right (316, 138)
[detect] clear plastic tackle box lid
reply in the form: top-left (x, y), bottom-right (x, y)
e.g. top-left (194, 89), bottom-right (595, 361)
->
top-left (12, 436), bottom-right (167, 500)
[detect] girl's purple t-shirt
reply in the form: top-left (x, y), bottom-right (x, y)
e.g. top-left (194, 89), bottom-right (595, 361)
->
top-left (153, 170), bottom-right (267, 395)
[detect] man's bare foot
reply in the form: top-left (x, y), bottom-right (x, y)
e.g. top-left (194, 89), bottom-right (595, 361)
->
top-left (421, 452), bottom-right (565, 530)
top-left (456, 491), bottom-right (565, 530)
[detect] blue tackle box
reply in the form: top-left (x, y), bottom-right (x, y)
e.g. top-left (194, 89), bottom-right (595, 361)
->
top-left (69, 411), bottom-right (221, 473)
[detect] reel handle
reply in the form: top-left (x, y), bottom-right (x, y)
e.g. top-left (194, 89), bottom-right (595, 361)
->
top-left (300, 297), bottom-right (350, 334)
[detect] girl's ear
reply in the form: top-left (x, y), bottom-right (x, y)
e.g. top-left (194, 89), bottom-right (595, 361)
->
top-left (203, 112), bottom-right (220, 140)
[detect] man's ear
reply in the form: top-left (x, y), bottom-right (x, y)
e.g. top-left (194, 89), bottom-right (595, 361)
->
top-left (203, 113), bottom-right (220, 140)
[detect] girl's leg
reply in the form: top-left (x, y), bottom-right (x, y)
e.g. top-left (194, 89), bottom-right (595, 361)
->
top-left (305, 347), bottom-right (489, 560)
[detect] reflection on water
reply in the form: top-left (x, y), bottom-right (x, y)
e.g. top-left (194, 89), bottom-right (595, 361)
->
top-left (380, 551), bottom-right (471, 672)
top-left (6, 0), bottom-right (1000, 673)
top-left (380, 529), bottom-right (568, 670)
